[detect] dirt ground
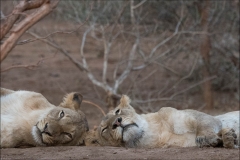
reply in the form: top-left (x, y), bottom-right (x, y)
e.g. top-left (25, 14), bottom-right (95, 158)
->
top-left (1, 19), bottom-right (239, 159)
top-left (1, 146), bottom-right (239, 160)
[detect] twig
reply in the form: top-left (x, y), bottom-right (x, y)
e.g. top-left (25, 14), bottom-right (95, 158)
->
top-left (55, 81), bottom-right (68, 94)
top-left (1, 53), bottom-right (56, 72)
top-left (132, 0), bottom-right (147, 9)
top-left (134, 75), bottom-right (217, 103)
top-left (92, 83), bottom-right (101, 100)
top-left (180, 31), bottom-right (212, 35)
top-left (28, 31), bottom-right (88, 72)
top-left (138, 69), bottom-right (158, 83)
top-left (113, 39), bottom-right (138, 93)
top-left (102, 27), bottom-right (112, 84)
top-left (174, 53), bottom-right (200, 87)
top-left (170, 75), bottom-right (217, 99)
top-left (29, 29), bottom-right (113, 94)
top-left (154, 62), bottom-right (180, 76)
top-left (126, 70), bottom-right (142, 95)
top-left (17, 2), bottom-right (93, 45)
top-left (80, 27), bottom-right (113, 92)
top-left (82, 100), bottom-right (106, 116)
top-left (161, 52), bottom-right (200, 97)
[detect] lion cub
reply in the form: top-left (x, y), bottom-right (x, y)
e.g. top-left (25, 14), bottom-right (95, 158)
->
top-left (1, 88), bottom-right (88, 148)
top-left (85, 95), bottom-right (239, 148)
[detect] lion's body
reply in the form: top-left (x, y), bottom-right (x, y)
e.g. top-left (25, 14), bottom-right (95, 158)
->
top-left (124, 107), bottom-right (239, 148)
top-left (1, 88), bottom-right (88, 148)
top-left (85, 95), bottom-right (239, 149)
top-left (132, 108), bottom-right (204, 148)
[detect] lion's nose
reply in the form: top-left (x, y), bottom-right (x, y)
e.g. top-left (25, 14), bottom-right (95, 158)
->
top-left (43, 123), bottom-right (48, 132)
top-left (117, 117), bottom-right (122, 123)
top-left (44, 123), bottom-right (48, 132)
top-left (112, 117), bottom-right (122, 129)
top-left (42, 123), bottom-right (52, 136)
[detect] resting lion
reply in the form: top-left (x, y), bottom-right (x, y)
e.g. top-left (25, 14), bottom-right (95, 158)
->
top-left (1, 88), bottom-right (89, 148)
top-left (85, 95), bottom-right (239, 149)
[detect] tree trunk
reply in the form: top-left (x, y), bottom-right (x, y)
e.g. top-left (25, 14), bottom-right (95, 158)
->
top-left (198, 0), bottom-right (213, 110)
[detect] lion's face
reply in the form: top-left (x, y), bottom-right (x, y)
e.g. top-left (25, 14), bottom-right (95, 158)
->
top-left (85, 95), bottom-right (145, 148)
top-left (32, 93), bottom-right (89, 146)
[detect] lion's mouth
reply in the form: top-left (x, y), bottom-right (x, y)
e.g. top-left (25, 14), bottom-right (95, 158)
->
top-left (121, 123), bottom-right (138, 140)
top-left (119, 123), bottom-right (144, 148)
top-left (122, 123), bottom-right (138, 131)
top-left (32, 124), bottom-right (46, 146)
top-left (111, 117), bottom-right (144, 147)
top-left (121, 123), bottom-right (138, 137)
top-left (32, 122), bottom-right (53, 146)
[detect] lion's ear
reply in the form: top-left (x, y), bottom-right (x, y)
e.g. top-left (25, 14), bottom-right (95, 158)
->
top-left (59, 92), bottom-right (83, 111)
top-left (119, 95), bottom-right (131, 108)
top-left (72, 93), bottom-right (83, 108)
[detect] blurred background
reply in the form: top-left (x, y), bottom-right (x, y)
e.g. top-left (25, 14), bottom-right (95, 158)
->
top-left (1, 0), bottom-right (239, 128)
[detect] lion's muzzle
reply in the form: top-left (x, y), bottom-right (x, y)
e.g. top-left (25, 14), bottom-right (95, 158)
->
top-left (112, 117), bottom-right (122, 129)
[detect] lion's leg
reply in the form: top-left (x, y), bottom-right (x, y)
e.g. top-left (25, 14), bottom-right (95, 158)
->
top-left (195, 119), bottom-right (222, 148)
top-left (196, 130), bottom-right (222, 148)
top-left (218, 128), bottom-right (238, 148)
top-left (1, 88), bottom-right (15, 96)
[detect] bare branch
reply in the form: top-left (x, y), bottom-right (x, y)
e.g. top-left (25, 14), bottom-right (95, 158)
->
top-left (160, 53), bottom-right (199, 97)
top-left (173, 53), bottom-right (200, 87)
top-left (138, 69), bottom-right (158, 83)
top-left (134, 75), bottom-right (217, 103)
top-left (130, 0), bottom-right (135, 24)
top-left (132, 45), bottom-right (175, 71)
top-left (0, 0), bottom-right (59, 62)
top-left (154, 62), bottom-right (181, 77)
top-left (80, 28), bottom-right (113, 92)
top-left (102, 27), bottom-right (112, 84)
top-left (170, 76), bottom-right (216, 99)
top-left (17, 2), bottom-right (93, 45)
top-left (0, 0), bottom-right (47, 40)
top-left (113, 40), bottom-right (138, 93)
top-left (132, 0), bottom-right (147, 9)
top-left (28, 31), bottom-right (88, 72)
top-left (1, 53), bottom-right (56, 72)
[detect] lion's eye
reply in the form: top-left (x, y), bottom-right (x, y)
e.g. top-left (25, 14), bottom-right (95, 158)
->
top-left (59, 110), bottom-right (64, 118)
top-left (102, 127), bottom-right (107, 133)
top-left (63, 132), bottom-right (72, 139)
top-left (115, 109), bottom-right (120, 115)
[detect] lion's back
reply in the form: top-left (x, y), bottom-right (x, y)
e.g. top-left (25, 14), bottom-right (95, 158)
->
top-left (1, 90), bottom-right (50, 114)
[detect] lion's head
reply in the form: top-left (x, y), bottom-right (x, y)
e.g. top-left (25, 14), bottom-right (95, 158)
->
top-left (32, 93), bottom-right (89, 146)
top-left (85, 95), bottom-right (146, 148)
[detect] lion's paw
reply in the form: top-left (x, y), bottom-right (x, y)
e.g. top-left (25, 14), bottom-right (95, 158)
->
top-left (220, 128), bottom-right (238, 149)
top-left (196, 136), bottom-right (209, 148)
top-left (196, 135), bottom-right (221, 148)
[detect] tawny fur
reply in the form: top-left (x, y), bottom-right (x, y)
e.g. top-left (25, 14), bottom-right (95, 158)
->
top-left (1, 88), bottom-right (88, 148)
top-left (85, 95), bottom-right (239, 148)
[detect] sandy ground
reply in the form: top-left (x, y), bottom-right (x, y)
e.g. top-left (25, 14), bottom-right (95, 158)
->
top-left (1, 146), bottom-right (239, 160)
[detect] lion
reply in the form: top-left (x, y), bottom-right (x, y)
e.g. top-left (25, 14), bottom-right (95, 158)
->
top-left (85, 95), bottom-right (239, 149)
top-left (1, 88), bottom-right (89, 148)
